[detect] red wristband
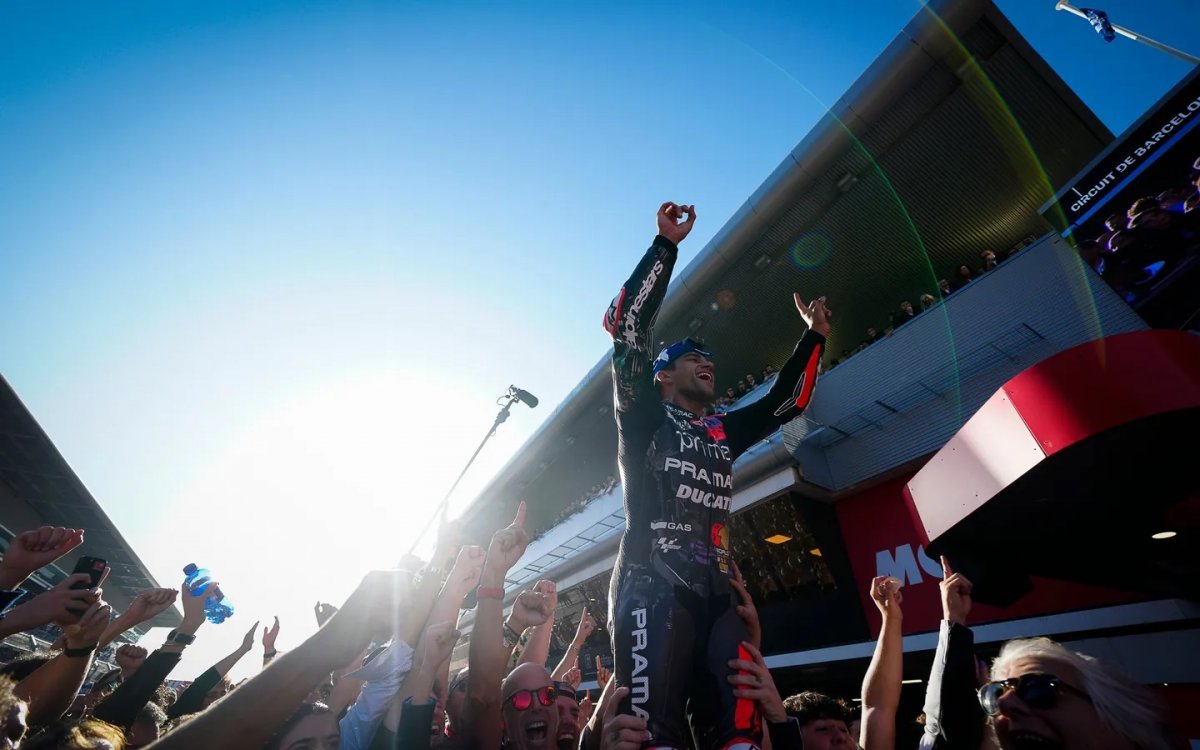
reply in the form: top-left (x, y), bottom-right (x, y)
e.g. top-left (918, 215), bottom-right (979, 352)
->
top-left (477, 587), bottom-right (505, 600)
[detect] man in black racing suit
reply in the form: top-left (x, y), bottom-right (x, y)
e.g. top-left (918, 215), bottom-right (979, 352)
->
top-left (602, 202), bottom-right (830, 750)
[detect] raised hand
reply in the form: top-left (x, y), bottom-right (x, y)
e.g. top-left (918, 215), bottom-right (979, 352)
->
top-left (727, 641), bottom-right (786, 723)
top-left (62, 597), bottom-right (113, 650)
top-left (419, 621), bottom-right (462, 671)
top-left (124, 588), bottom-right (179, 625)
top-left (448, 546), bottom-right (486, 594)
top-left (573, 606), bottom-right (597, 645)
top-left (485, 501), bottom-right (531, 576)
top-left (115, 644), bottom-right (148, 676)
top-left (564, 665), bottom-right (582, 691)
top-left (314, 602), bottom-right (338, 627)
top-left (794, 294), bottom-right (832, 337)
top-left (870, 575), bottom-right (904, 620)
top-left (508, 589), bottom-right (553, 631)
top-left (579, 690), bottom-right (595, 729)
top-left (0, 526), bottom-right (85, 589)
top-left (240, 620), bottom-right (261, 652)
top-left (5, 574), bottom-right (99, 632)
top-left (594, 654), bottom-right (612, 689)
top-left (534, 579), bottom-right (558, 612)
top-left (940, 556), bottom-right (972, 626)
top-left (262, 616), bottom-right (280, 652)
top-left (596, 685), bottom-right (650, 750)
top-left (180, 576), bottom-right (217, 625)
top-left (729, 562), bottom-right (761, 651)
top-left (323, 570), bottom-right (415, 662)
top-left (656, 202), bottom-right (696, 246)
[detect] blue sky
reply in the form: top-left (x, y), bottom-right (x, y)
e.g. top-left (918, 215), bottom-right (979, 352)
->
top-left (1, 0), bottom-right (1195, 674)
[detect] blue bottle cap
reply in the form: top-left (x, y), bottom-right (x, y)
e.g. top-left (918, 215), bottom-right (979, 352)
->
top-left (183, 563), bottom-right (198, 575)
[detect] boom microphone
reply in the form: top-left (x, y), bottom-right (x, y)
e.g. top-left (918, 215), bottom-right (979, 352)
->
top-left (511, 387), bottom-right (539, 409)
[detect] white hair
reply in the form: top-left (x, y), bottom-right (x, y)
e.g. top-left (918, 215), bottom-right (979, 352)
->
top-left (991, 637), bottom-right (1174, 750)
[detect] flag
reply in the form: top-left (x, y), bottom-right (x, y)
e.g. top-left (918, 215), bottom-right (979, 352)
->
top-left (1079, 7), bottom-right (1117, 42)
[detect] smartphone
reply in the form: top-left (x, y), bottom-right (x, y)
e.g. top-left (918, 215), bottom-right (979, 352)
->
top-left (70, 556), bottom-right (107, 590)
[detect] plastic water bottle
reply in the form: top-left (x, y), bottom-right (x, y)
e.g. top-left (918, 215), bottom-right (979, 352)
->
top-left (182, 563), bottom-right (234, 624)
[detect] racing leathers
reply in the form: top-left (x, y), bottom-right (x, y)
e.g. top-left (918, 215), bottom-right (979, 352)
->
top-left (602, 234), bottom-right (825, 750)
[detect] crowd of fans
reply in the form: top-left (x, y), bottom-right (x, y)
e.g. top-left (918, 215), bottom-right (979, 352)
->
top-left (531, 476), bottom-right (619, 542)
top-left (826, 237), bottom-right (1036, 369)
top-left (1075, 155), bottom-right (1200, 305)
top-left (713, 366), bottom-right (778, 411)
top-left (0, 512), bottom-right (1186, 749)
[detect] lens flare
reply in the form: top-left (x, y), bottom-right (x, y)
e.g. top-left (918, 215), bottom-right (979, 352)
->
top-left (789, 233), bottom-right (832, 269)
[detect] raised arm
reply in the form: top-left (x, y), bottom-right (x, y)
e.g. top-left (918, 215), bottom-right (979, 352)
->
top-left (96, 575), bottom-right (212, 730)
top-left (921, 557), bottom-right (985, 750)
top-left (466, 502), bottom-right (532, 750)
top-left (17, 594), bottom-right (111, 728)
top-left (552, 606), bottom-right (596, 680)
top-left (169, 620), bottom-right (259, 719)
top-left (721, 295), bottom-right (830, 458)
top-left (148, 570), bottom-right (411, 750)
top-left (99, 588), bottom-right (180, 648)
top-left (0, 526), bottom-right (84, 592)
top-left (517, 579), bottom-right (557, 668)
top-left (861, 576), bottom-right (904, 750)
top-left (603, 203), bottom-right (694, 415)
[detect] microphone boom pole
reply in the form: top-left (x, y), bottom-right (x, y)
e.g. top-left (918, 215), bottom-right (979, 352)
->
top-left (406, 385), bottom-right (536, 555)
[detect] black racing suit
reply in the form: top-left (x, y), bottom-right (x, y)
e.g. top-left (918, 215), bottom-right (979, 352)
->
top-left (602, 235), bottom-right (825, 750)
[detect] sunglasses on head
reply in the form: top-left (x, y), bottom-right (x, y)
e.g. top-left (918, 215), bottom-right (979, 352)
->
top-left (506, 685), bottom-right (557, 711)
top-left (978, 673), bottom-right (1090, 716)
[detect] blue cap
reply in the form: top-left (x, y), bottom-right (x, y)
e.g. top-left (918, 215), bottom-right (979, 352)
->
top-left (652, 338), bottom-right (714, 375)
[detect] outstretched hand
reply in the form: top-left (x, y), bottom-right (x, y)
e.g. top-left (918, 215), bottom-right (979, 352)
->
top-left (508, 589), bottom-right (554, 631)
top-left (940, 556), bottom-right (972, 626)
top-left (594, 654), bottom-right (612, 689)
top-left (124, 588), bottom-right (179, 625)
top-left (485, 502), bottom-right (531, 576)
top-left (727, 641), bottom-right (786, 723)
top-left (656, 202), bottom-right (696, 246)
top-left (241, 621), bottom-right (261, 652)
top-left (314, 602), bottom-right (338, 627)
top-left (794, 294), bottom-right (832, 337)
top-left (262, 616), bottom-right (280, 652)
top-left (0, 526), bottom-right (85, 589)
top-left (870, 575), bottom-right (904, 621)
top-left (730, 562), bottom-right (761, 650)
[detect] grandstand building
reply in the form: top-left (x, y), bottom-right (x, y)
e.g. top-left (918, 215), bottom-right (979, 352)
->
top-left (454, 0), bottom-right (1199, 736)
top-left (0, 375), bottom-right (180, 658)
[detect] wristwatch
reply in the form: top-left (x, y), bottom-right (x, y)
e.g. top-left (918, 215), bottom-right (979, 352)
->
top-left (165, 629), bottom-right (197, 645)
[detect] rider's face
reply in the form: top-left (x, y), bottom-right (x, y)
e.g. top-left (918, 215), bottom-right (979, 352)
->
top-left (669, 353), bottom-right (715, 403)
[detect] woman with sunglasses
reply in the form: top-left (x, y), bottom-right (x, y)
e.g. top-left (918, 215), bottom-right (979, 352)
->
top-left (980, 637), bottom-right (1178, 750)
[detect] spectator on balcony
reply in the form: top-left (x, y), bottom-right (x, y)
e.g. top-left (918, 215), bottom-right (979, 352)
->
top-left (864, 326), bottom-right (883, 347)
top-left (919, 293), bottom-right (937, 312)
top-left (950, 265), bottom-right (975, 291)
top-left (937, 278), bottom-right (952, 297)
top-left (1184, 168), bottom-right (1200, 213)
top-left (1077, 239), bottom-right (1106, 273)
top-left (891, 300), bottom-right (917, 330)
top-left (1098, 213), bottom-right (1128, 251)
top-left (980, 250), bottom-right (998, 272)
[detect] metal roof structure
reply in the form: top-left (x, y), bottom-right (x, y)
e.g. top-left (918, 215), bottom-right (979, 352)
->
top-left (0, 375), bottom-right (181, 630)
top-left (459, 0), bottom-right (1113, 542)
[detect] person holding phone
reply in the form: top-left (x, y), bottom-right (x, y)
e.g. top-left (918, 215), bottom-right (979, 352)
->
top-left (600, 202), bottom-right (831, 749)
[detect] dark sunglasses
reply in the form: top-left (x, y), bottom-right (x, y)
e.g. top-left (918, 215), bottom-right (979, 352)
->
top-left (506, 685), bottom-right (557, 711)
top-left (978, 673), bottom-right (1090, 716)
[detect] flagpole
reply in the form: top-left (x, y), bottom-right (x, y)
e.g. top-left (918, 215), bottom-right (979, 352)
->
top-left (1055, 1), bottom-right (1200, 66)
